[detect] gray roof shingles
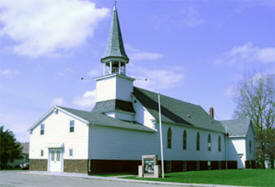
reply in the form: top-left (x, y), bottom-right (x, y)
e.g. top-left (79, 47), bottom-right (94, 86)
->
top-left (133, 87), bottom-right (226, 133)
top-left (220, 118), bottom-right (251, 137)
top-left (92, 99), bottom-right (135, 113)
top-left (58, 88), bottom-right (254, 135)
top-left (58, 106), bottom-right (154, 132)
top-left (101, 6), bottom-right (129, 62)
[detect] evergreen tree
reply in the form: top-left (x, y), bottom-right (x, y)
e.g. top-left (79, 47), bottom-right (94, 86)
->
top-left (0, 126), bottom-right (23, 169)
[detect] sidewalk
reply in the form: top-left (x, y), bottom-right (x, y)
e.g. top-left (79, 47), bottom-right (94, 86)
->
top-left (20, 171), bottom-right (245, 187)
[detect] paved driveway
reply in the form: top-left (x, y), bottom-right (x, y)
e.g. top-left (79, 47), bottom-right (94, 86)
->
top-left (0, 171), bottom-right (193, 187)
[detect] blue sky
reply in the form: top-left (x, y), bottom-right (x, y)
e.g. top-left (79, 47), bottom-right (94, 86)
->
top-left (0, 0), bottom-right (274, 142)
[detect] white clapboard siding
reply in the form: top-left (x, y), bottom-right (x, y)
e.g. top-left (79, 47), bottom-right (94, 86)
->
top-left (29, 109), bottom-right (89, 160)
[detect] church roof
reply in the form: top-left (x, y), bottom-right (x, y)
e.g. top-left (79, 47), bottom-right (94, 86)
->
top-left (220, 118), bottom-right (252, 137)
top-left (133, 87), bottom-right (226, 133)
top-left (58, 106), bottom-right (154, 132)
top-left (92, 99), bottom-right (135, 113)
top-left (101, 5), bottom-right (129, 63)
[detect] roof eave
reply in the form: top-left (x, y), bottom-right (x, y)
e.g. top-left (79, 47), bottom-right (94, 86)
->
top-left (28, 106), bottom-right (90, 132)
top-left (101, 56), bottom-right (129, 63)
top-left (90, 122), bottom-right (156, 133)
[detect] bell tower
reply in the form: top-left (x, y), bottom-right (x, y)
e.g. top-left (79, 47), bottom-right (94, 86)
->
top-left (100, 5), bottom-right (129, 76)
top-left (94, 4), bottom-right (135, 120)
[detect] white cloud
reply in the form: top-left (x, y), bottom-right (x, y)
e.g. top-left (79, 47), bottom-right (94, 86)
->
top-left (87, 69), bottom-right (101, 78)
top-left (131, 67), bottom-right (184, 91)
top-left (183, 7), bottom-right (203, 28)
top-left (73, 90), bottom-right (96, 108)
top-left (226, 42), bottom-right (275, 64)
top-left (0, 0), bottom-right (109, 57)
top-left (126, 44), bottom-right (163, 61)
top-left (131, 52), bottom-right (163, 61)
top-left (52, 97), bottom-right (64, 106)
top-left (0, 69), bottom-right (19, 78)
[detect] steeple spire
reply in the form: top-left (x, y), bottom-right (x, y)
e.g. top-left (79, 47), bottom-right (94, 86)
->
top-left (101, 3), bottom-right (129, 64)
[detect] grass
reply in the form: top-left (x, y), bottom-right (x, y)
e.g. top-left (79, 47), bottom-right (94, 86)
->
top-left (122, 169), bottom-right (275, 187)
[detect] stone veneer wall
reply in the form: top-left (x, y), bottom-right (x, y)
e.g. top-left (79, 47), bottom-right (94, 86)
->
top-left (64, 160), bottom-right (88, 173)
top-left (30, 159), bottom-right (47, 171)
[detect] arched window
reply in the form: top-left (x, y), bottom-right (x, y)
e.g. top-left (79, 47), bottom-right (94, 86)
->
top-left (218, 136), bottom-right (221, 152)
top-left (249, 140), bottom-right (252, 153)
top-left (196, 132), bottom-right (200, 151)
top-left (167, 128), bottom-right (172, 149)
top-left (183, 130), bottom-right (187, 150)
top-left (208, 134), bottom-right (211, 151)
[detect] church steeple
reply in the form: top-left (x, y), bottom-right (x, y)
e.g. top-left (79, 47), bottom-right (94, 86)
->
top-left (101, 4), bottom-right (129, 75)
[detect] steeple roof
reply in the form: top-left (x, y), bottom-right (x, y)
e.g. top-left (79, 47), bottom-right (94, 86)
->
top-left (101, 5), bottom-right (129, 63)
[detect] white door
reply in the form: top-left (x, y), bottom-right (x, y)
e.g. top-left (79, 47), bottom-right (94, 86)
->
top-left (48, 148), bottom-right (63, 172)
top-left (237, 153), bottom-right (245, 168)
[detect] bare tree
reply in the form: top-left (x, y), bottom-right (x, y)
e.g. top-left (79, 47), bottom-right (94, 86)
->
top-left (234, 73), bottom-right (275, 168)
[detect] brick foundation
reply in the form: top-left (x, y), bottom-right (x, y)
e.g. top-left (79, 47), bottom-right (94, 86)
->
top-left (30, 159), bottom-right (47, 171)
top-left (30, 159), bottom-right (238, 174)
top-left (64, 160), bottom-right (88, 173)
top-left (88, 160), bottom-right (141, 174)
top-left (227, 161), bottom-right (237, 169)
top-left (245, 160), bottom-right (256, 169)
top-left (200, 161), bottom-right (208, 170)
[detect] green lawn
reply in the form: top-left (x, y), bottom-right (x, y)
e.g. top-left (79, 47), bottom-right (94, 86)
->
top-left (122, 169), bottom-right (275, 187)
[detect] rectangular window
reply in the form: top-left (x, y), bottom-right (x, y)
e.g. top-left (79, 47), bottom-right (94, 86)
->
top-left (56, 151), bottom-right (60, 161)
top-left (196, 161), bottom-right (200, 170)
top-left (166, 161), bottom-right (172, 172)
top-left (40, 124), bottom-right (44, 135)
top-left (207, 161), bottom-right (211, 170)
top-left (51, 152), bottom-right (55, 161)
top-left (183, 161), bottom-right (187, 171)
top-left (41, 150), bottom-right (44, 157)
top-left (70, 120), bottom-right (74, 132)
top-left (69, 149), bottom-right (73, 157)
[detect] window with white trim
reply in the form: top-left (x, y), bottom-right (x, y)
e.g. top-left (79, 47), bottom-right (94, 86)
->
top-left (69, 149), bottom-right (73, 157)
top-left (40, 124), bottom-right (45, 135)
top-left (70, 120), bottom-right (74, 133)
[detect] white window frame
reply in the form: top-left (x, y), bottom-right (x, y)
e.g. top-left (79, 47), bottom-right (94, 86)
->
top-left (40, 124), bottom-right (45, 135)
top-left (69, 149), bottom-right (73, 157)
top-left (70, 120), bottom-right (74, 133)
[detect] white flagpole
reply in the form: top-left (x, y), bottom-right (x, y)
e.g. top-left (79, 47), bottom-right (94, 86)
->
top-left (158, 93), bottom-right (165, 178)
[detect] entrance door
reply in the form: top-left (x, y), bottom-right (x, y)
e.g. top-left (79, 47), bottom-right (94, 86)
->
top-left (48, 148), bottom-right (63, 172)
top-left (237, 153), bottom-right (245, 168)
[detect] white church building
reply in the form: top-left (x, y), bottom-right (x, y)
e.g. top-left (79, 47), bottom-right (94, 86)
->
top-left (29, 5), bottom-right (256, 174)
